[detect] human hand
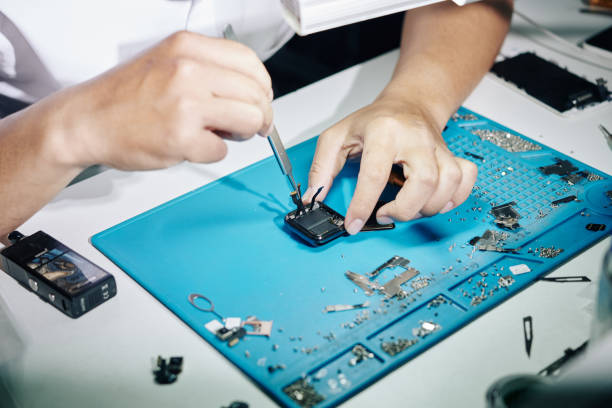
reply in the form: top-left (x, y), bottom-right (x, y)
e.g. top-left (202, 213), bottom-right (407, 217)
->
top-left (52, 31), bottom-right (273, 170)
top-left (303, 97), bottom-right (477, 235)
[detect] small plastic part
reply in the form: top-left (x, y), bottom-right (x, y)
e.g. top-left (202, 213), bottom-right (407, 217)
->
top-left (153, 356), bottom-right (183, 385)
top-left (204, 319), bottom-right (224, 334)
top-left (509, 264), bottom-right (531, 275)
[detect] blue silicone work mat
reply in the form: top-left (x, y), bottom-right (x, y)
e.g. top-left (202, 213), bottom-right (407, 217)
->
top-left (92, 107), bottom-right (612, 407)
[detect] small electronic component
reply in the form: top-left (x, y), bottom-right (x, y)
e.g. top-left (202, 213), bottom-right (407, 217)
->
top-left (153, 356), bottom-right (183, 385)
top-left (539, 158), bottom-right (578, 176)
top-left (283, 378), bottom-right (325, 407)
top-left (491, 202), bottom-right (521, 230)
top-left (0, 231), bottom-right (116, 318)
top-left (551, 195), bottom-right (578, 207)
top-left (586, 223), bottom-right (606, 232)
top-left (323, 301), bottom-right (370, 313)
top-left (469, 229), bottom-right (513, 252)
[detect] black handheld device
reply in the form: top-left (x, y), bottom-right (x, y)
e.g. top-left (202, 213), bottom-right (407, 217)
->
top-left (0, 231), bottom-right (116, 318)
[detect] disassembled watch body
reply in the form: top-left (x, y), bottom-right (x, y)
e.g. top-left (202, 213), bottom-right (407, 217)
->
top-left (284, 186), bottom-right (394, 246)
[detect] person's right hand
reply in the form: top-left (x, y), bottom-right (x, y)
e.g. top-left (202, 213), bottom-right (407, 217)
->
top-left (46, 31), bottom-right (273, 171)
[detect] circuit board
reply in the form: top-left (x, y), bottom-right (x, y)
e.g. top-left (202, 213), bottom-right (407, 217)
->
top-left (91, 107), bottom-right (612, 407)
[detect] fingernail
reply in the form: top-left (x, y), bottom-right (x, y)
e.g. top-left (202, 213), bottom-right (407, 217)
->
top-left (346, 219), bottom-right (364, 235)
top-left (377, 216), bottom-right (394, 225)
top-left (412, 212), bottom-right (423, 220)
top-left (440, 201), bottom-right (455, 214)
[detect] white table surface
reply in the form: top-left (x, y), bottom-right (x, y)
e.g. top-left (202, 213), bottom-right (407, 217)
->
top-left (1, 0), bottom-right (611, 407)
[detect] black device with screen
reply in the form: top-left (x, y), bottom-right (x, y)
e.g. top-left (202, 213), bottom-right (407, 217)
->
top-left (490, 52), bottom-right (610, 113)
top-left (0, 231), bottom-right (116, 318)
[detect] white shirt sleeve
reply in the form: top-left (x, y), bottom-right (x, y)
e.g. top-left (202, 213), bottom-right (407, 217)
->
top-left (0, 0), bottom-right (293, 102)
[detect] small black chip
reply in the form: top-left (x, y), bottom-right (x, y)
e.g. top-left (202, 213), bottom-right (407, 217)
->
top-left (586, 223), bottom-right (606, 232)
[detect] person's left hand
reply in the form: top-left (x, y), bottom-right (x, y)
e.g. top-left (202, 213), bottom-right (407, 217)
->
top-left (303, 96), bottom-right (478, 235)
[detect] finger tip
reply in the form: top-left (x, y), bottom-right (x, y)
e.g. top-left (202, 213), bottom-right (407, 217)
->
top-left (345, 218), bottom-right (364, 235)
top-left (376, 215), bottom-right (394, 225)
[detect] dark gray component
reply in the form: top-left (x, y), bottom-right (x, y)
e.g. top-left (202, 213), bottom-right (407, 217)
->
top-left (223, 402), bottom-right (249, 408)
top-left (464, 151), bottom-right (485, 161)
top-left (153, 356), bottom-right (183, 385)
top-left (267, 364), bottom-right (286, 374)
top-left (283, 378), bottom-right (325, 407)
top-left (562, 173), bottom-right (584, 185)
top-left (491, 202), bottom-right (521, 230)
top-left (586, 223), bottom-right (606, 232)
top-left (551, 195), bottom-right (578, 207)
top-left (470, 229), bottom-right (518, 253)
top-left (523, 316), bottom-right (533, 358)
top-left (539, 276), bottom-right (591, 283)
top-left (539, 158), bottom-right (578, 177)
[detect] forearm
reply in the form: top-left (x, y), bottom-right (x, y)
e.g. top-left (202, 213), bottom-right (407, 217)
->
top-left (380, 0), bottom-right (513, 130)
top-left (0, 94), bottom-right (83, 243)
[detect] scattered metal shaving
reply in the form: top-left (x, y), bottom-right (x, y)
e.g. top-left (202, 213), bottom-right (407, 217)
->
top-left (412, 321), bottom-right (441, 338)
top-left (410, 277), bottom-right (431, 291)
top-left (349, 345), bottom-right (375, 366)
top-left (498, 275), bottom-right (516, 288)
top-left (471, 128), bottom-right (541, 152)
top-left (470, 229), bottom-right (518, 253)
top-left (535, 246), bottom-right (564, 258)
top-left (587, 173), bottom-right (604, 182)
top-left (381, 338), bottom-right (418, 357)
top-left (452, 112), bottom-right (479, 121)
top-left (427, 295), bottom-right (448, 308)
